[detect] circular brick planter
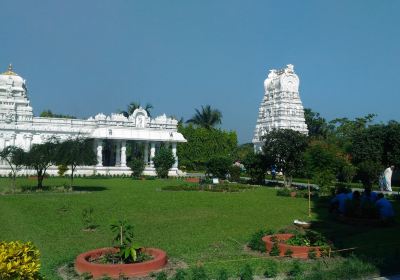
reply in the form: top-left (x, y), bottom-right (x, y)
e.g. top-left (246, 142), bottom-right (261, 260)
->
top-left (262, 234), bottom-right (321, 259)
top-left (75, 247), bottom-right (167, 279)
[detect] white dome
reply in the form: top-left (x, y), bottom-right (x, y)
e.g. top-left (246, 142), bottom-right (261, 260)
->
top-left (0, 64), bottom-right (25, 89)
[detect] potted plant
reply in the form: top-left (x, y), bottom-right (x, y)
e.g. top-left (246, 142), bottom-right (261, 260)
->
top-left (75, 220), bottom-right (167, 278)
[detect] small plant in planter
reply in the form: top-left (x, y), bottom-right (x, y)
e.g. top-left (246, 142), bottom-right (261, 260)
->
top-left (284, 248), bottom-right (294, 257)
top-left (269, 241), bottom-right (280, 256)
top-left (108, 220), bottom-right (151, 264)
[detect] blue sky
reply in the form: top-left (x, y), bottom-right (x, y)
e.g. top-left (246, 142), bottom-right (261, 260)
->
top-left (1, 1), bottom-right (399, 143)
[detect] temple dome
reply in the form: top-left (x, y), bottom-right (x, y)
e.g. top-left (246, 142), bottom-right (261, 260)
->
top-left (0, 64), bottom-right (26, 89)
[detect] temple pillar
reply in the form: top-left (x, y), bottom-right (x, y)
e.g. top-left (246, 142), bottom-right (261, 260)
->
top-left (115, 141), bottom-right (121, 166)
top-left (0, 133), bottom-right (4, 151)
top-left (172, 142), bottom-right (178, 168)
top-left (10, 133), bottom-right (16, 146)
top-left (96, 140), bottom-right (103, 167)
top-left (121, 140), bottom-right (127, 167)
top-left (150, 142), bottom-right (156, 167)
top-left (143, 141), bottom-right (149, 166)
top-left (24, 134), bottom-right (33, 151)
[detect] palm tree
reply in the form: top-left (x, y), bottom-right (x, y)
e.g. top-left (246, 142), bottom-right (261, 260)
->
top-left (186, 105), bottom-right (222, 129)
top-left (120, 102), bottom-right (153, 118)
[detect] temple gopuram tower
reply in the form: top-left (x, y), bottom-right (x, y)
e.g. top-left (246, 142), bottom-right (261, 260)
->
top-left (252, 64), bottom-right (308, 152)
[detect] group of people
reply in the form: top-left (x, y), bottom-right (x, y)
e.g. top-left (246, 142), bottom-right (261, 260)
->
top-left (330, 187), bottom-right (395, 220)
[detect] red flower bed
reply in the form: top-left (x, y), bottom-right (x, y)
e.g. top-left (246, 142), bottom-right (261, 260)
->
top-left (75, 247), bottom-right (167, 279)
top-left (262, 234), bottom-right (322, 259)
top-left (185, 177), bottom-right (200, 183)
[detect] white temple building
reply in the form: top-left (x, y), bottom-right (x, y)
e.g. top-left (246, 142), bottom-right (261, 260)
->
top-left (0, 65), bottom-right (186, 176)
top-left (253, 64), bottom-right (308, 152)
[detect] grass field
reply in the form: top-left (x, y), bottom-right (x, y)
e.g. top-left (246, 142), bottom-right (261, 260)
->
top-left (0, 177), bottom-right (399, 279)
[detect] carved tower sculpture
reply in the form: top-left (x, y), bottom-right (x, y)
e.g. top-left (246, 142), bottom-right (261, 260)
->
top-left (252, 64), bottom-right (308, 152)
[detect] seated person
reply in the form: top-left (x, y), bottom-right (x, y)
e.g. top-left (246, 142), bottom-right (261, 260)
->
top-left (375, 193), bottom-right (395, 220)
top-left (330, 188), bottom-right (350, 214)
top-left (361, 187), bottom-right (378, 203)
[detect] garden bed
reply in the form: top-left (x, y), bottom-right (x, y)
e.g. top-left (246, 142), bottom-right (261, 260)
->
top-left (162, 183), bottom-right (254, 192)
top-left (262, 233), bottom-right (326, 259)
top-left (75, 247), bottom-right (167, 279)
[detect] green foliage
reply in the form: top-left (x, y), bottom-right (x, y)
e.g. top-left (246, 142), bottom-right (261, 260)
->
top-left (239, 264), bottom-right (253, 280)
top-left (304, 108), bottom-right (330, 139)
top-left (313, 170), bottom-right (336, 194)
top-left (109, 220), bottom-right (143, 263)
top-left (262, 129), bottom-right (308, 187)
top-left (236, 143), bottom-right (254, 162)
top-left (216, 269), bottom-right (228, 280)
top-left (190, 266), bottom-right (208, 280)
top-left (228, 165), bottom-right (241, 182)
top-left (82, 207), bottom-right (97, 231)
top-left (177, 124), bottom-right (237, 171)
top-left (285, 248), bottom-right (294, 257)
top-left (128, 158), bottom-right (145, 178)
top-left (242, 152), bottom-right (266, 185)
top-left (0, 146), bottom-right (25, 191)
top-left (308, 248), bottom-right (317, 259)
top-left (119, 101), bottom-right (153, 117)
top-left (171, 269), bottom-right (187, 280)
top-left (288, 260), bottom-right (304, 277)
top-left (263, 259), bottom-right (278, 278)
top-left (24, 139), bottom-right (59, 189)
top-left (162, 183), bottom-right (253, 192)
top-left (269, 241), bottom-right (280, 256)
top-left (286, 230), bottom-right (329, 247)
top-left (186, 105), bottom-right (222, 129)
top-left (56, 138), bottom-right (97, 188)
top-left (276, 187), bottom-right (292, 197)
top-left (39, 109), bottom-right (76, 119)
top-left (153, 147), bottom-right (175, 178)
top-left (57, 164), bottom-right (69, 176)
top-left (155, 272), bottom-right (168, 280)
top-left (205, 156), bottom-right (231, 179)
top-left (248, 229), bottom-right (274, 252)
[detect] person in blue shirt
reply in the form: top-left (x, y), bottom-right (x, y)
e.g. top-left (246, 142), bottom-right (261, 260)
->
top-left (330, 188), bottom-right (350, 215)
top-left (361, 187), bottom-right (378, 203)
top-left (375, 193), bottom-right (395, 220)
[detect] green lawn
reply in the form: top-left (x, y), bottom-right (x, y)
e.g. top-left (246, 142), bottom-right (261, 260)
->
top-left (0, 177), bottom-right (399, 279)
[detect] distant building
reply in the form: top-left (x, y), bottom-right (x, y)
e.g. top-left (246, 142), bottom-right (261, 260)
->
top-left (0, 65), bottom-right (186, 176)
top-left (253, 64), bottom-right (308, 152)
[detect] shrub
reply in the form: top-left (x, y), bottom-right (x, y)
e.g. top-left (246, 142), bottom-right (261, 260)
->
top-left (285, 249), bottom-right (294, 257)
top-left (82, 207), bottom-right (97, 231)
top-left (153, 147), bottom-right (175, 178)
top-left (216, 269), bottom-right (228, 280)
top-left (248, 229), bottom-right (274, 252)
top-left (0, 241), bottom-right (42, 279)
top-left (239, 264), bottom-right (253, 280)
top-left (228, 165), bottom-right (241, 182)
top-left (205, 156), bottom-right (231, 179)
top-left (264, 259), bottom-right (278, 278)
top-left (276, 188), bottom-right (292, 197)
top-left (191, 266), bottom-right (208, 280)
top-left (308, 248), bottom-right (317, 259)
top-left (57, 164), bottom-right (69, 176)
top-left (269, 242), bottom-right (280, 256)
top-left (128, 158), bottom-right (145, 178)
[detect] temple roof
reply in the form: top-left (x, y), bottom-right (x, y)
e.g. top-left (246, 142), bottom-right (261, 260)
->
top-left (1, 64), bottom-right (18, 76)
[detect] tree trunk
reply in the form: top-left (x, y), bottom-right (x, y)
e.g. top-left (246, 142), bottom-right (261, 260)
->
top-left (37, 170), bottom-right (43, 189)
top-left (70, 166), bottom-right (75, 189)
top-left (12, 173), bottom-right (16, 193)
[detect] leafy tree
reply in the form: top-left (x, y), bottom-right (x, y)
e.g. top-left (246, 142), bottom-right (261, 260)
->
top-left (242, 153), bottom-right (267, 185)
top-left (0, 146), bottom-right (25, 191)
top-left (186, 105), bottom-right (222, 129)
top-left (120, 102), bottom-right (153, 117)
top-left (383, 120), bottom-right (400, 167)
top-left (153, 147), bottom-right (175, 178)
top-left (39, 110), bottom-right (76, 119)
top-left (205, 156), bottom-right (231, 179)
top-left (304, 108), bottom-right (330, 139)
top-left (128, 158), bottom-right (145, 178)
top-left (56, 138), bottom-right (97, 188)
top-left (177, 124), bottom-right (237, 170)
top-left (262, 129), bottom-right (308, 187)
top-left (236, 143), bottom-right (254, 162)
top-left (24, 140), bottom-right (58, 189)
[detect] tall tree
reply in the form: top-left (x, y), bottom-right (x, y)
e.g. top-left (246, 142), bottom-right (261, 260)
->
top-left (262, 129), bottom-right (308, 187)
top-left (24, 140), bottom-right (58, 189)
top-left (120, 102), bottom-right (153, 117)
top-left (56, 138), bottom-right (97, 188)
top-left (303, 108), bottom-right (329, 139)
top-left (186, 105), bottom-right (222, 129)
top-left (0, 146), bottom-right (25, 192)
